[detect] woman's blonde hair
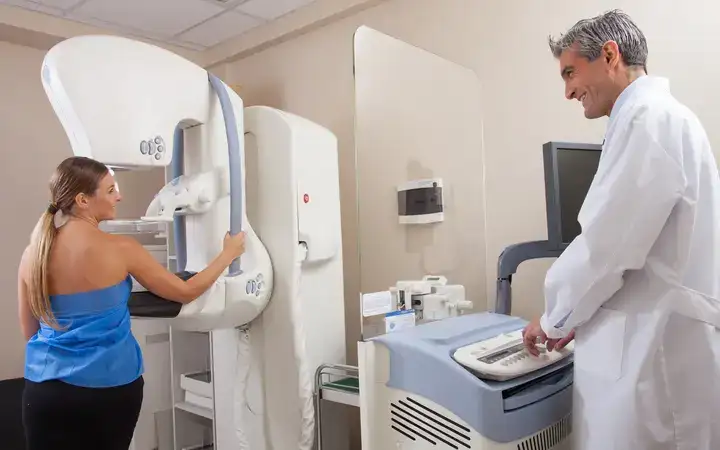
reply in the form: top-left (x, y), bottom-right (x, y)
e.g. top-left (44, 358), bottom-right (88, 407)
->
top-left (28, 156), bottom-right (109, 328)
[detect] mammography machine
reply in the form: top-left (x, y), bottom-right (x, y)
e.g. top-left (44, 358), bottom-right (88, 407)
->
top-left (358, 142), bottom-right (603, 450)
top-left (41, 35), bottom-right (346, 450)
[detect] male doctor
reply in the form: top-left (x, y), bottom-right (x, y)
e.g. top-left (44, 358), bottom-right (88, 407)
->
top-left (522, 9), bottom-right (720, 450)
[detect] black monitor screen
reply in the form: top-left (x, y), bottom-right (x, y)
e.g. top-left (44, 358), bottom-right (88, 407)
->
top-left (543, 142), bottom-right (602, 247)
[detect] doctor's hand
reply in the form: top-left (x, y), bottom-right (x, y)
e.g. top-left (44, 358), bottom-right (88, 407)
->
top-left (546, 329), bottom-right (575, 352)
top-left (522, 318), bottom-right (547, 357)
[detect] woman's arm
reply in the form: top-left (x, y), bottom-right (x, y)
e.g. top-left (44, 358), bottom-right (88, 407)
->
top-left (120, 232), bottom-right (245, 304)
top-left (18, 247), bottom-right (39, 340)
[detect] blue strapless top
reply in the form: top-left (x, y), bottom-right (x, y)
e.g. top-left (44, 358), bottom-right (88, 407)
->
top-left (25, 275), bottom-right (144, 388)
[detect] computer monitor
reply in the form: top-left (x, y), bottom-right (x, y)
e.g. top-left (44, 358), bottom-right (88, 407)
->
top-left (543, 141), bottom-right (603, 249)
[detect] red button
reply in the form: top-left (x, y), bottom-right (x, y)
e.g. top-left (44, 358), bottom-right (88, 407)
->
top-left (303, 194), bottom-right (310, 203)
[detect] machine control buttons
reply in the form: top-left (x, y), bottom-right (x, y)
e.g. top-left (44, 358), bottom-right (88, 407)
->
top-left (453, 329), bottom-right (574, 381)
top-left (500, 348), bottom-right (546, 366)
top-left (477, 343), bottom-right (525, 364)
top-left (140, 136), bottom-right (166, 160)
top-left (503, 353), bottom-right (528, 366)
top-left (246, 280), bottom-right (257, 295)
top-left (241, 275), bottom-right (270, 296)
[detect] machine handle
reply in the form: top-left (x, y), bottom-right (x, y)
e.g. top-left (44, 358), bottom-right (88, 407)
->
top-left (170, 126), bottom-right (187, 272)
top-left (208, 73), bottom-right (244, 276)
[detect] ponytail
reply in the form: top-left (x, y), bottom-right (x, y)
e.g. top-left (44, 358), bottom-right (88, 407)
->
top-left (28, 210), bottom-right (61, 329)
top-left (29, 156), bottom-right (110, 328)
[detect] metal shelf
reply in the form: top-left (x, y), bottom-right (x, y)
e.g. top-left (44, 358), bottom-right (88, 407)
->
top-left (321, 386), bottom-right (360, 408)
top-left (314, 363), bottom-right (359, 450)
top-left (320, 374), bottom-right (360, 407)
top-left (100, 219), bottom-right (168, 235)
top-left (175, 401), bottom-right (214, 420)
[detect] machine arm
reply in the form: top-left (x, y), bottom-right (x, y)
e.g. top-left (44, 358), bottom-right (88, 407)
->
top-left (495, 240), bottom-right (564, 315)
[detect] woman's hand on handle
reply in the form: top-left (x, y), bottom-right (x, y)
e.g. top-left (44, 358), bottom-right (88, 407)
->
top-left (223, 231), bottom-right (246, 260)
top-left (123, 231), bottom-right (247, 304)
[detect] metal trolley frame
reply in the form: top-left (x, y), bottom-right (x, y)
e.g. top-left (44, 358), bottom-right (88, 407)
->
top-left (314, 363), bottom-right (360, 450)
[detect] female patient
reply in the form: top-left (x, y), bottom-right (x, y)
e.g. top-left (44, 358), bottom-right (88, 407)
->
top-left (18, 156), bottom-right (245, 450)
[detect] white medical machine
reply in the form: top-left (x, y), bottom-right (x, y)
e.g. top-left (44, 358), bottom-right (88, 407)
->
top-left (391, 275), bottom-right (473, 322)
top-left (41, 35), bottom-right (346, 450)
top-left (358, 313), bottom-right (573, 450)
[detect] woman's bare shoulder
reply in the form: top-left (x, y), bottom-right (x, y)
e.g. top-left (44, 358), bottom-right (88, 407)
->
top-left (21, 243), bottom-right (34, 260)
top-left (100, 233), bottom-right (147, 265)
top-left (19, 244), bottom-right (35, 274)
top-left (104, 232), bottom-right (142, 252)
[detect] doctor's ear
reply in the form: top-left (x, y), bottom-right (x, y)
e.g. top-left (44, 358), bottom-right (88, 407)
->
top-left (601, 41), bottom-right (621, 67)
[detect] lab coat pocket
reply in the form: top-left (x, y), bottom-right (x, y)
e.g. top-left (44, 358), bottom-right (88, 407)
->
top-left (574, 307), bottom-right (627, 381)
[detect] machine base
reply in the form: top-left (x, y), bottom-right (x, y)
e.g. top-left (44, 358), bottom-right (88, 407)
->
top-left (372, 386), bottom-right (571, 450)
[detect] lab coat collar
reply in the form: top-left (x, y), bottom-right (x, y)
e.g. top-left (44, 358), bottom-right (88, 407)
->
top-left (609, 75), bottom-right (670, 121)
top-left (605, 75), bottom-right (670, 142)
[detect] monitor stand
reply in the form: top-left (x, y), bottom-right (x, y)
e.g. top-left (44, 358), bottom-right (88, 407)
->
top-left (495, 240), bottom-right (565, 315)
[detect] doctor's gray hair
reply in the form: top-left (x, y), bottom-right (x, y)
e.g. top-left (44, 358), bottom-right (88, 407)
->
top-left (548, 10), bottom-right (648, 70)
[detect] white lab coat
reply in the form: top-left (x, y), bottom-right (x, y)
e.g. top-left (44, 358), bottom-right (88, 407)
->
top-left (540, 75), bottom-right (720, 450)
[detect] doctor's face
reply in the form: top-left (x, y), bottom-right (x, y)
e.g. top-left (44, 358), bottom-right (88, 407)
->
top-left (558, 45), bottom-right (616, 119)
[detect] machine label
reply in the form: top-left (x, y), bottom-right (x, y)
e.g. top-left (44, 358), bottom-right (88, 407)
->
top-left (362, 291), bottom-right (393, 317)
top-left (385, 309), bottom-right (416, 333)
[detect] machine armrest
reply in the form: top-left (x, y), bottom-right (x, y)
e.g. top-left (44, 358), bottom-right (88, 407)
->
top-left (128, 271), bottom-right (196, 318)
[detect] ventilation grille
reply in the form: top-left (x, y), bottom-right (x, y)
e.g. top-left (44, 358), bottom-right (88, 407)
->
top-left (389, 396), bottom-right (471, 448)
top-left (517, 414), bottom-right (572, 450)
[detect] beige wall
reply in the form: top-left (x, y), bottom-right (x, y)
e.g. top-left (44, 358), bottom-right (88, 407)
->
top-left (353, 26), bottom-right (487, 318)
top-left (0, 41), bottom-right (164, 379)
top-left (223, 0), bottom-right (720, 365)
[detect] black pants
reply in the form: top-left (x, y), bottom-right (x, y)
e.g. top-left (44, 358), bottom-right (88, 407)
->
top-left (22, 376), bottom-right (144, 450)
